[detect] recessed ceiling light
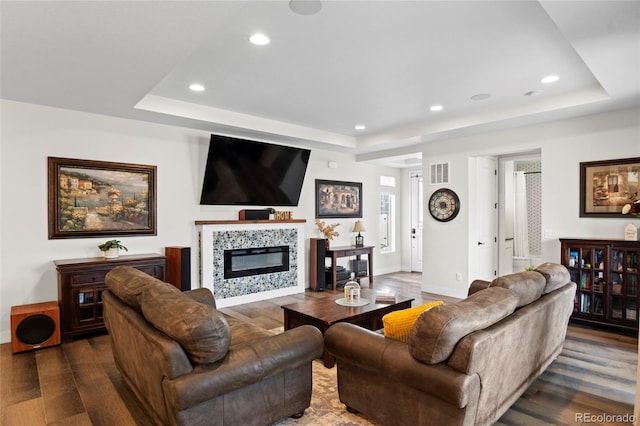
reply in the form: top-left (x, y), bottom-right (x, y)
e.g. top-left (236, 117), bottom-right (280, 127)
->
top-left (289, 0), bottom-right (322, 15)
top-left (430, 105), bottom-right (443, 112)
top-left (541, 75), bottom-right (559, 84)
top-left (471, 93), bottom-right (491, 101)
top-left (355, 124), bottom-right (366, 130)
top-left (189, 83), bottom-right (205, 92)
top-left (249, 33), bottom-right (270, 46)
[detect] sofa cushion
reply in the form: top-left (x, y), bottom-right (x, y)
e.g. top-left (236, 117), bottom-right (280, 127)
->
top-left (382, 301), bottom-right (444, 342)
top-left (141, 283), bottom-right (231, 365)
top-left (105, 266), bottom-right (166, 312)
top-left (535, 262), bottom-right (571, 294)
top-left (490, 271), bottom-right (545, 307)
top-left (409, 287), bottom-right (518, 365)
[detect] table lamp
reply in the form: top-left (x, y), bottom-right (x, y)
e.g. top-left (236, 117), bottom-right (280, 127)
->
top-left (353, 220), bottom-right (366, 247)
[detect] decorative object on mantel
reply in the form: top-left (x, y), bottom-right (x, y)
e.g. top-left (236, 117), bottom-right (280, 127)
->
top-left (275, 211), bottom-right (293, 220)
top-left (98, 239), bottom-right (128, 259)
top-left (625, 223), bottom-right (639, 241)
top-left (266, 207), bottom-right (276, 219)
top-left (352, 220), bottom-right (366, 247)
top-left (315, 219), bottom-right (340, 249)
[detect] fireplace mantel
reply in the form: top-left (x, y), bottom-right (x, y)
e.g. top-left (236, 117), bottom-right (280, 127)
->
top-left (196, 220), bottom-right (306, 308)
top-left (195, 219), bottom-right (306, 225)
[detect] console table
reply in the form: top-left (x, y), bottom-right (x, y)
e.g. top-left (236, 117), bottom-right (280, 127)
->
top-left (55, 253), bottom-right (166, 342)
top-left (325, 245), bottom-right (374, 288)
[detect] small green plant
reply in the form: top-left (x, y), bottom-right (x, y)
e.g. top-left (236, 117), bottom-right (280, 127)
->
top-left (98, 240), bottom-right (128, 252)
top-left (525, 265), bottom-right (535, 271)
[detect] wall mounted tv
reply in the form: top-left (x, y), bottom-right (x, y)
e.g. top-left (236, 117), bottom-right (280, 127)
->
top-left (200, 134), bottom-right (311, 206)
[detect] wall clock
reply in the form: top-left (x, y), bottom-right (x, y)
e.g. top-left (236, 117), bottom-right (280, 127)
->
top-left (428, 188), bottom-right (460, 222)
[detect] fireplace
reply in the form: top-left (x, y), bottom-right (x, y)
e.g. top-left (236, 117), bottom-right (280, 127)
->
top-left (196, 220), bottom-right (305, 308)
top-left (224, 246), bottom-right (290, 279)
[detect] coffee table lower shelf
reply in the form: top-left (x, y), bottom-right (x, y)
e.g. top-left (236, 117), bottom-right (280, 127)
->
top-left (282, 292), bottom-right (413, 368)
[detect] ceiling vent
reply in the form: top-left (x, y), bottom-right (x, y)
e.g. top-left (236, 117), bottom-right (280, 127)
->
top-left (429, 162), bottom-right (449, 185)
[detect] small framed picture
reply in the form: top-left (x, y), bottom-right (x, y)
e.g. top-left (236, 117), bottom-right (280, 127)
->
top-left (579, 157), bottom-right (640, 218)
top-left (315, 179), bottom-right (362, 218)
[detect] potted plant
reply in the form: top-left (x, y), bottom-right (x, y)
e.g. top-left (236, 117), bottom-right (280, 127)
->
top-left (98, 240), bottom-right (128, 259)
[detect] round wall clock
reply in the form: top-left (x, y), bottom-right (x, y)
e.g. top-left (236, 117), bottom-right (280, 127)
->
top-left (428, 188), bottom-right (460, 222)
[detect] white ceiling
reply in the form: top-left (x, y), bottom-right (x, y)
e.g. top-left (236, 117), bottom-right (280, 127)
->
top-left (1, 1), bottom-right (639, 168)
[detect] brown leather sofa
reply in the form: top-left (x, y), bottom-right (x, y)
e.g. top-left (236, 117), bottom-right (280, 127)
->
top-left (325, 263), bottom-right (576, 426)
top-left (102, 266), bottom-right (323, 426)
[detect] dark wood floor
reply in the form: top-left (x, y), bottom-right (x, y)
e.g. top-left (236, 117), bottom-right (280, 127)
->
top-left (1, 272), bottom-right (636, 425)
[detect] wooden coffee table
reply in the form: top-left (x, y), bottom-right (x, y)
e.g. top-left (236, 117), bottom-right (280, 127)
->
top-left (282, 289), bottom-right (414, 367)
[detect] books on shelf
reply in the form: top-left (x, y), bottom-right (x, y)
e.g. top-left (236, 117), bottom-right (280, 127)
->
top-left (375, 292), bottom-right (396, 303)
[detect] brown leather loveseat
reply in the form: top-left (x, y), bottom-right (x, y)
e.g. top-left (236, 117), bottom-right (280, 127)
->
top-left (325, 263), bottom-right (575, 425)
top-left (103, 266), bottom-right (323, 426)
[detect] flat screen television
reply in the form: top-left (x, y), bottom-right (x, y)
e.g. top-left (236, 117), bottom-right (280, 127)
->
top-left (200, 134), bottom-right (311, 206)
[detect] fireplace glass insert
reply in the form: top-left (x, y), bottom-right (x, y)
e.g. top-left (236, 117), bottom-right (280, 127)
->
top-left (224, 246), bottom-right (290, 279)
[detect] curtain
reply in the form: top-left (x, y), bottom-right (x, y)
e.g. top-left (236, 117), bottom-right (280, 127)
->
top-left (513, 171), bottom-right (530, 258)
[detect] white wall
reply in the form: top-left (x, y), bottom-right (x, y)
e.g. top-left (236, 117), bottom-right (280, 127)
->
top-left (0, 100), bottom-right (403, 343)
top-left (421, 107), bottom-right (640, 298)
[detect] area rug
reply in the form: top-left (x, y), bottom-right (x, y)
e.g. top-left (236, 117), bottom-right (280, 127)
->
top-left (268, 326), bottom-right (375, 425)
top-left (273, 360), bottom-right (376, 426)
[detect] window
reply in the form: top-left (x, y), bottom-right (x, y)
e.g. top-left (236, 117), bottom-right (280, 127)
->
top-left (380, 192), bottom-right (396, 253)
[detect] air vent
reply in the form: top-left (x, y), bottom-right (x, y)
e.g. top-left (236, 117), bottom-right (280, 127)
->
top-left (429, 162), bottom-right (449, 184)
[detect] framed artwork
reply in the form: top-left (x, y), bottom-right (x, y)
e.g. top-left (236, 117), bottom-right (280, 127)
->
top-left (315, 179), bottom-right (362, 218)
top-left (48, 157), bottom-right (157, 239)
top-left (579, 157), bottom-right (640, 218)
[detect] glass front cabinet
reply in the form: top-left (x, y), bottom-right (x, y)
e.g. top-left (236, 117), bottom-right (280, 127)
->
top-left (560, 238), bottom-right (640, 332)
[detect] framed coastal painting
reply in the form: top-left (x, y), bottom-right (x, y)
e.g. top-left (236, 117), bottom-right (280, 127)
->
top-left (315, 179), bottom-right (362, 218)
top-left (579, 157), bottom-right (640, 218)
top-left (48, 157), bottom-right (157, 239)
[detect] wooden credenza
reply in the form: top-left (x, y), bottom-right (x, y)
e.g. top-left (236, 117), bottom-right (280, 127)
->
top-left (55, 253), bottom-right (166, 342)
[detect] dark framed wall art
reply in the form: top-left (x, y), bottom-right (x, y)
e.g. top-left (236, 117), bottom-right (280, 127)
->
top-left (315, 179), bottom-right (362, 218)
top-left (579, 157), bottom-right (640, 218)
top-left (48, 157), bottom-right (157, 239)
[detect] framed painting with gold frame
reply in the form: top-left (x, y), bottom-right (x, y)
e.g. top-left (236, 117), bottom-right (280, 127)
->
top-left (48, 157), bottom-right (157, 239)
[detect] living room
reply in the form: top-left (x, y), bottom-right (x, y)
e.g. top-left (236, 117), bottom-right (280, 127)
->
top-left (1, 1), bottom-right (640, 424)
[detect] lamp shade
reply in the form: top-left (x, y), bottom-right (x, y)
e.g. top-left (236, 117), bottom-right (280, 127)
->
top-left (352, 220), bottom-right (366, 233)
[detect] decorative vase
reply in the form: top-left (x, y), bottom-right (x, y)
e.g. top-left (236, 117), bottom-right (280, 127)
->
top-left (104, 248), bottom-right (119, 259)
top-left (325, 239), bottom-right (330, 250)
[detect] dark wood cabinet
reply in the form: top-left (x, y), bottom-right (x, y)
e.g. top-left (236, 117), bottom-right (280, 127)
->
top-left (55, 253), bottom-right (166, 342)
top-left (560, 238), bottom-right (639, 332)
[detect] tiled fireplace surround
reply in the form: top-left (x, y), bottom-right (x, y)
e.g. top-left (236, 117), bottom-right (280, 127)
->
top-left (196, 220), bottom-right (306, 308)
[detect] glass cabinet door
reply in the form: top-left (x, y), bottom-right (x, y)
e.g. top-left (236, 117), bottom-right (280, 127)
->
top-left (610, 248), bottom-right (639, 324)
top-left (567, 245), bottom-right (606, 317)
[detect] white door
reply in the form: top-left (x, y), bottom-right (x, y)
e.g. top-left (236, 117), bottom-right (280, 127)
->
top-left (410, 172), bottom-right (423, 272)
top-left (474, 157), bottom-right (498, 281)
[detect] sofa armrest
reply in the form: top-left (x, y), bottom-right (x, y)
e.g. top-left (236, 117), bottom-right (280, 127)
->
top-left (325, 322), bottom-right (479, 409)
top-left (467, 279), bottom-right (491, 296)
top-left (182, 288), bottom-right (217, 307)
top-left (164, 325), bottom-right (323, 411)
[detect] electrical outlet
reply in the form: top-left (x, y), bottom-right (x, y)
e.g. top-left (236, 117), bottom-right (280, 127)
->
top-left (456, 272), bottom-right (462, 281)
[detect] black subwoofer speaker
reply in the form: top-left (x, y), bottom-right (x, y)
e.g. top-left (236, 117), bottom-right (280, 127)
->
top-left (11, 301), bottom-right (60, 353)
